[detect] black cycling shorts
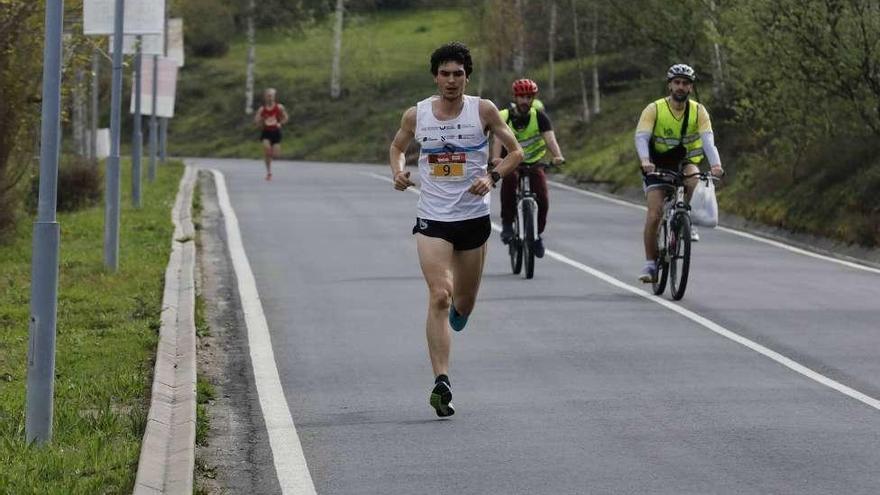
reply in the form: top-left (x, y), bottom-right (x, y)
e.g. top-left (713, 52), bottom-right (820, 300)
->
top-left (642, 171), bottom-right (676, 192)
top-left (412, 215), bottom-right (491, 251)
top-left (260, 128), bottom-right (282, 145)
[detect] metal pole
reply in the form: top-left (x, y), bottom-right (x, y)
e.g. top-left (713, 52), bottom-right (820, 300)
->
top-left (148, 54), bottom-right (158, 181)
top-left (160, 118), bottom-right (167, 163)
top-left (104, 0), bottom-right (125, 271)
top-left (132, 37), bottom-right (143, 208)
top-left (159, 2), bottom-right (168, 163)
top-left (91, 49), bottom-right (99, 162)
top-left (26, 0), bottom-right (64, 445)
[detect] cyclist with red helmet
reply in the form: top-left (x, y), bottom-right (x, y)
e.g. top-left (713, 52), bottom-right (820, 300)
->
top-left (491, 78), bottom-right (565, 258)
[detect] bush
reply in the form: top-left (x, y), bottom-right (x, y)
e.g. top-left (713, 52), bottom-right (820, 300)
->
top-left (181, 0), bottom-right (235, 58)
top-left (28, 155), bottom-right (104, 213)
top-left (0, 186), bottom-right (19, 243)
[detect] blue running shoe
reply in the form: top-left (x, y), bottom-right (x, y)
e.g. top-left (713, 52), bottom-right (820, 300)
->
top-left (430, 380), bottom-right (455, 417)
top-left (449, 304), bottom-right (469, 332)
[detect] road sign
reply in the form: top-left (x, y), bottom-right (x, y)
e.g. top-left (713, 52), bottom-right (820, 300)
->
top-left (83, 0), bottom-right (165, 35)
top-left (131, 57), bottom-right (177, 118)
top-left (167, 18), bottom-right (185, 67)
top-left (109, 33), bottom-right (164, 55)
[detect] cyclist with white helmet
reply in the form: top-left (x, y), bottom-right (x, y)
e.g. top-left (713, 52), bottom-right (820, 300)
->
top-left (491, 78), bottom-right (565, 258)
top-left (634, 64), bottom-right (724, 283)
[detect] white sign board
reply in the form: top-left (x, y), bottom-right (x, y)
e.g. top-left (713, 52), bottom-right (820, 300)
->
top-left (109, 34), bottom-right (164, 55)
top-left (89, 129), bottom-right (111, 159)
top-left (167, 18), bottom-right (185, 67)
top-left (83, 0), bottom-right (166, 35)
top-left (131, 57), bottom-right (178, 118)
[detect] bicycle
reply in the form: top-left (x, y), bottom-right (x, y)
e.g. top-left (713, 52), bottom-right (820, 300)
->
top-left (507, 162), bottom-right (558, 279)
top-left (648, 167), bottom-right (720, 300)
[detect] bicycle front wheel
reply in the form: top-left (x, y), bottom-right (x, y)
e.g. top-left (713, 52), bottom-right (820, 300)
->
top-left (522, 204), bottom-right (535, 279)
top-left (509, 237), bottom-right (523, 274)
top-left (669, 213), bottom-right (692, 300)
top-left (652, 220), bottom-right (669, 295)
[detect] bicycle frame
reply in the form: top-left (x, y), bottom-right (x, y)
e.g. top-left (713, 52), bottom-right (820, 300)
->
top-left (507, 163), bottom-right (549, 280)
top-left (516, 172), bottom-right (539, 243)
top-left (648, 165), bottom-right (719, 300)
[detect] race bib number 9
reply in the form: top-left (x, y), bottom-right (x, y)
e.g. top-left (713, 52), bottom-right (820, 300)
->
top-left (428, 152), bottom-right (466, 181)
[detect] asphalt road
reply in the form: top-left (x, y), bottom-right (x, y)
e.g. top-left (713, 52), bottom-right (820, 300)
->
top-left (189, 158), bottom-right (880, 495)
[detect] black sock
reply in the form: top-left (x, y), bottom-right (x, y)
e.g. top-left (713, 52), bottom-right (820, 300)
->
top-left (435, 374), bottom-right (450, 386)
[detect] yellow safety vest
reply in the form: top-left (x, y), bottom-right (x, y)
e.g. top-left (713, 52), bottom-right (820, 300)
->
top-left (499, 107), bottom-right (547, 164)
top-left (651, 97), bottom-right (703, 164)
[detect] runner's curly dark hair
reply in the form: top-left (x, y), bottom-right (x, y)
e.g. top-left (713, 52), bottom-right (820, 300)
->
top-left (430, 42), bottom-right (473, 77)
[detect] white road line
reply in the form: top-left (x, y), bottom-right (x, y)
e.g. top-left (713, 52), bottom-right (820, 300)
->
top-left (365, 171), bottom-right (880, 412)
top-left (212, 170), bottom-right (318, 495)
top-left (536, 244), bottom-right (880, 412)
top-left (548, 179), bottom-right (880, 275)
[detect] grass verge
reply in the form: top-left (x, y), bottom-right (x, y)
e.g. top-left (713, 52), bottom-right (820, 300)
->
top-left (171, 8), bottom-right (476, 162)
top-left (0, 160), bottom-right (184, 493)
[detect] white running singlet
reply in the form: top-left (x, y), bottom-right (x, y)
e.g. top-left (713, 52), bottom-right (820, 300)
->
top-left (414, 95), bottom-right (490, 222)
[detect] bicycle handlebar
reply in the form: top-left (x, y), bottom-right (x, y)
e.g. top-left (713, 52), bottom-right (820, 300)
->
top-left (517, 160), bottom-right (564, 170)
top-left (646, 170), bottom-right (722, 183)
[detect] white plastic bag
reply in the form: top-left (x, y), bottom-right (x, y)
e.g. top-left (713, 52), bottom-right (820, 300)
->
top-left (690, 178), bottom-right (719, 228)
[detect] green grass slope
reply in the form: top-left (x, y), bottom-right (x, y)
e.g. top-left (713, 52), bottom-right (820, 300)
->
top-left (0, 162), bottom-right (184, 493)
top-left (171, 9), bottom-right (486, 162)
top-left (172, 7), bottom-right (879, 248)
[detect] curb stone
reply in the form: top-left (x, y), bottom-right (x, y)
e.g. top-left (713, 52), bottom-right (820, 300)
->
top-left (134, 166), bottom-right (198, 494)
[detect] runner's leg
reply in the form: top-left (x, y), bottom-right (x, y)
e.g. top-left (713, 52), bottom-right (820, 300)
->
top-left (262, 139), bottom-right (273, 179)
top-left (450, 242), bottom-right (488, 317)
top-left (416, 234), bottom-right (455, 377)
top-left (269, 142), bottom-right (281, 179)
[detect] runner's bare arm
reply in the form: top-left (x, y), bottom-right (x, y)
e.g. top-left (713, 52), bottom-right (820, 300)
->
top-left (389, 107), bottom-right (417, 191)
top-left (482, 100), bottom-right (522, 175)
top-left (253, 106), bottom-right (263, 127)
top-left (490, 133), bottom-right (504, 167)
top-left (470, 99), bottom-right (523, 195)
top-left (279, 104), bottom-right (290, 126)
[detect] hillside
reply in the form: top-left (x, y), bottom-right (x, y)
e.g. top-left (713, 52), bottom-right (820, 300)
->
top-left (170, 6), bottom-right (880, 249)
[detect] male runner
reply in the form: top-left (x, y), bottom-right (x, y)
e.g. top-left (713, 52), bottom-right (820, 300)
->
top-left (253, 88), bottom-right (289, 181)
top-left (388, 42), bottom-right (523, 417)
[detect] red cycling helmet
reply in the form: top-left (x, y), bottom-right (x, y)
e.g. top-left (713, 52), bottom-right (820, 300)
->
top-left (512, 78), bottom-right (539, 97)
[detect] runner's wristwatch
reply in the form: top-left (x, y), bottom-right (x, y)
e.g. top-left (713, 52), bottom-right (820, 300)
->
top-left (490, 170), bottom-right (501, 187)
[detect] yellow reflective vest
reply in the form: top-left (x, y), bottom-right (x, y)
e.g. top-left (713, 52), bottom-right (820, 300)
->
top-left (651, 97), bottom-right (703, 164)
top-left (499, 107), bottom-right (547, 164)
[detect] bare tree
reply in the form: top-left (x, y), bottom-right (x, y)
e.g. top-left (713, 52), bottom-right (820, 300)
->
top-left (548, 0), bottom-right (557, 100)
top-left (591, 1), bottom-right (600, 114)
top-left (571, 0), bottom-right (591, 122)
top-left (330, 0), bottom-right (345, 99)
top-left (513, 0), bottom-right (526, 75)
top-left (244, 0), bottom-right (256, 114)
top-left (73, 69), bottom-right (85, 155)
top-left (707, 0), bottom-right (726, 98)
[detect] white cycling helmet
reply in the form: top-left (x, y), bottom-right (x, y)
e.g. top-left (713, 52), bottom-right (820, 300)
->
top-left (666, 64), bottom-right (696, 81)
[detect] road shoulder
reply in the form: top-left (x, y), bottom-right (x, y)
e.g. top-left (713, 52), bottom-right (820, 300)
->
top-left (192, 169), bottom-right (281, 494)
